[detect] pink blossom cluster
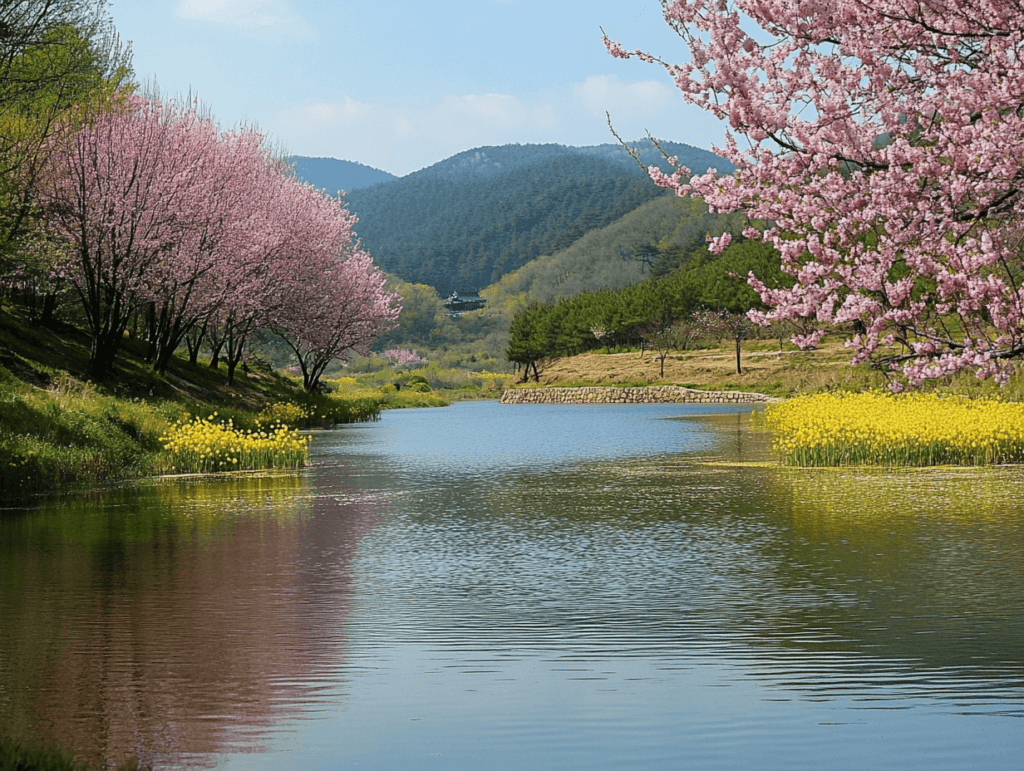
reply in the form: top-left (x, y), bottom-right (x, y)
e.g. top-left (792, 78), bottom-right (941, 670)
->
top-left (380, 348), bottom-right (426, 368)
top-left (37, 95), bottom-right (399, 385)
top-left (606, 0), bottom-right (1024, 387)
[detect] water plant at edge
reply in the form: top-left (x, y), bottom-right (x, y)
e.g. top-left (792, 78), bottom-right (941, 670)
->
top-left (160, 414), bottom-right (310, 474)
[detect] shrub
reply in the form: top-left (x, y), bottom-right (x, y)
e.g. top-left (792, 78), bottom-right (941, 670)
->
top-left (256, 402), bottom-right (311, 427)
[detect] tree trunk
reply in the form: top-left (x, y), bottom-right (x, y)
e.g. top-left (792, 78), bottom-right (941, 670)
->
top-left (40, 292), bottom-right (58, 326)
top-left (84, 293), bottom-right (132, 381)
top-left (208, 338), bottom-right (224, 368)
top-left (185, 322), bottom-right (206, 365)
top-left (144, 302), bottom-right (159, 363)
top-left (88, 330), bottom-right (122, 380)
top-left (225, 332), bottom-right (245, 385)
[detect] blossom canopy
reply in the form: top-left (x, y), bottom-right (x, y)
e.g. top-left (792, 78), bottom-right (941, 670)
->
top-left (607, 0), bottom-right (1024, 387)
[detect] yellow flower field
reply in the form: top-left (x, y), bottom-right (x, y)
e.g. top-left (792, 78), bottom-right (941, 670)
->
top-left (761, 391), bottom-right (1024, 467)
top-left (160, 414), bottom-right (310, 474)
top-left (256, 402), bottom-right (310, 427)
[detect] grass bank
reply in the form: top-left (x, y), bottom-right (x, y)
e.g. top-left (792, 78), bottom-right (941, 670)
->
top-left (518, 339), bottom-right (1024, 401)
top-left (0, 305), bottom-right (510, 499)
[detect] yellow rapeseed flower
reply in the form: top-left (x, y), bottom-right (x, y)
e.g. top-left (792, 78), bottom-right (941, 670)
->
top-left (761, 391), bottom-right (1024, 467)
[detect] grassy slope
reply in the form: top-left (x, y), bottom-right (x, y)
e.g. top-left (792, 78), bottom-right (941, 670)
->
top-left (513, 341), bottom-right (875, 397)
top-left (0, 305), bottom-right (387, 498)
top-left (0, 306), bottom-right (296, 406)
top-left (0, 300), bottom-right (522, 499)
top-left (515, 338), bottom-right (1024, 400)
top-left (481, 195), bottom-right (692, 315)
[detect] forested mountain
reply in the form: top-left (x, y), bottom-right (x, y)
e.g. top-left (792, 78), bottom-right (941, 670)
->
top-left (562, 139), bottom-right (733, 177)
top-left (483, 195), bottom-right (746, 315)
top-left (400, 139), bottom-right (731, 181)
top-left (342, 140), bottom-right (732, 293)
top-left (287, 156), bottom-right (397, 194)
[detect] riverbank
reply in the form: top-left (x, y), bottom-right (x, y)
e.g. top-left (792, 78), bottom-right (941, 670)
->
top-left (0, 306), bottom-right (470, 499)
top-left (516, 340), bottom-right (1024, 401)
top-left (500, 385), bottom-right (776, 405)
top-left (519, 343), bottom-right (879, 398)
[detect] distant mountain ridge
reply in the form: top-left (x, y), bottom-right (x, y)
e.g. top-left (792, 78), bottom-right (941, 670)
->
top-left (404, 139), bottom-right (732, 181)
top-left (287, 156), bottom-right (397, 194)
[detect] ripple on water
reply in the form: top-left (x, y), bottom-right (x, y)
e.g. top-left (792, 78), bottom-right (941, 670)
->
top-left (1, 402), bottom-right (1022, 770)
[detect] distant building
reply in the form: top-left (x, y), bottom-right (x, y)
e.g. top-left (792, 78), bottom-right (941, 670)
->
top-left (444, 291), bottom-right (486, 317)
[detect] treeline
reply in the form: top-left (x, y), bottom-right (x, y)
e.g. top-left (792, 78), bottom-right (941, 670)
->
top-left (397, 140), bottom-right (733, 182)
top-left (369, 195), bottom-right (751, 366)
top-left (0, 2), bottom-right (398, 392)
top-left (506, 237), bottom-right (791, 380)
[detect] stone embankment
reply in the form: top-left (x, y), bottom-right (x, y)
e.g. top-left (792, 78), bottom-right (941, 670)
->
top-left (500, 386), bottom-right (777, 405)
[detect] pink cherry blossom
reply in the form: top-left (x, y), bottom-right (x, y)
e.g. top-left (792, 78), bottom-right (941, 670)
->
top-left (607, 1), bottom-right (1024, 387)
top-left (37, 94), bottom-right (399, 382)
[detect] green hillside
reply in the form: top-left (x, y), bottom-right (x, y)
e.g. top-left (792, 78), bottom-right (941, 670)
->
top-left (481, 195), bottom-right (745, 316)
top-left (366, 193), bottom-right (746, 372)
top-left (342, 140), bottom-right (732, 293)
top-left (347, 154), bottom-right (667, 292)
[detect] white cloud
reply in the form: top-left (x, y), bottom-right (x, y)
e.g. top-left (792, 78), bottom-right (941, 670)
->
top-left (175, 0), bottom-right (312, 37)
top-left (577, 75), bottom-right (677, 117)
top-left (272, 93), bottom-right (559, 174)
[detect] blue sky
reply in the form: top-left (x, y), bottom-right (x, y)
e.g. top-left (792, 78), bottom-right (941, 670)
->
top-left (108, 1), bottom-right (726, 176)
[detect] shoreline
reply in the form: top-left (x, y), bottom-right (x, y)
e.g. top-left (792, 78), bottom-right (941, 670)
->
top-left (500, 385), bottom-right (778, 405)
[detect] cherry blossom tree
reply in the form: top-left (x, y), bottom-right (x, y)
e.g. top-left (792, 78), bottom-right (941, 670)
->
top-left (270, 186), bottom-right (400, 392)
top-left (206, 162), bottom-right (359, 386)
top-left (195, 158), bottom-right (300, 380)
top-left (38, 93), bottom-right (398, 383)
top-left (381, 348), bottom-right (427, 368)
top-left (38, 95), bottom-right (215, 378)
top-left (138, 126), bottom-right (274, 374)
top-left (606, 0), bottom-right (1024, 388)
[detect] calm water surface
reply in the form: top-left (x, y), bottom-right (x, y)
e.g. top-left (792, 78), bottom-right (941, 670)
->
top-left (1, 401), bottom-right (1022, 769)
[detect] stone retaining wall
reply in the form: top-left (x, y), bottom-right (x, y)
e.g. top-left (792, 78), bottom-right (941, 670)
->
top-left (499, 386), bottom-right (776, 405)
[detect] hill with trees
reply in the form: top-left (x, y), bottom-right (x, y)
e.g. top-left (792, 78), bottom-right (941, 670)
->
top-left (342, 140), bottom-right (733, 293)
top-left (287, 156), bottom-right (397, 194)
top-left (505, 236), bottom-right (791, 381)
top-left (365, 190), bottom-right (748, 368)
top-left (482, 194), bottom-right (746, 315)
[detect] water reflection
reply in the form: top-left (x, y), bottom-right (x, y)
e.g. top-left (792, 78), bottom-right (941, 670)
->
top-left (1, 402), bottom-right (1023, 770)
top-left (764, 463), bottom-right (1024, 681)
top-left (0, 471), bottom-right (384, 768)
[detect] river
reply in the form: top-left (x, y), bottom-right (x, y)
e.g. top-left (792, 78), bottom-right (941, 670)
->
top-left (1, 401), bottom-right (1022, 769)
